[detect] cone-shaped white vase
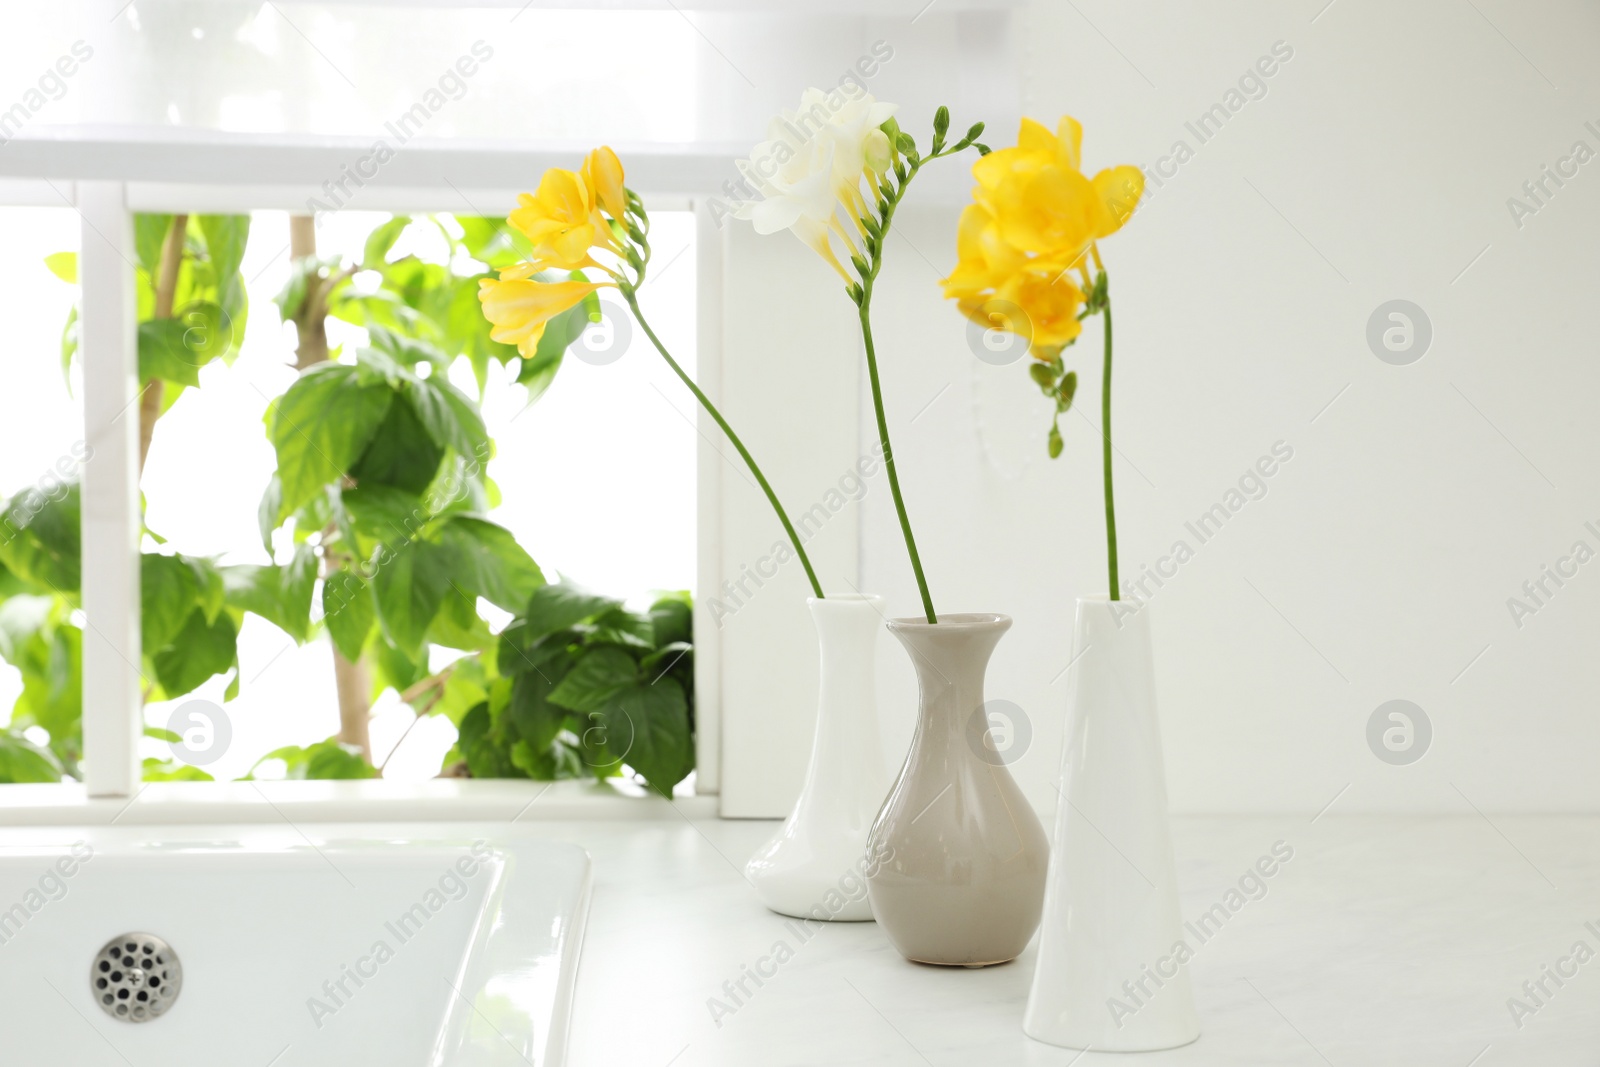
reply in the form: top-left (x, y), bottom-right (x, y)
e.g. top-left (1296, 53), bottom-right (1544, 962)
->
top-left (744, 595), bottom-right (890, 921)
top-left (1024, 597), bottom-right (1199, 1051)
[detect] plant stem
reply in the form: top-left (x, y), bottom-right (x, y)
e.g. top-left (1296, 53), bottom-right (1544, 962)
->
top-left (1101, 289), bottom-right (1119, 601)
top-left (291, 213), bottom-right (374, 761)
top-left (138, 213), bottom-right (188, 475)
top-left (858, 161), bottom-right (937, 623)
top-left (622, 288), bottom-right (825, 600)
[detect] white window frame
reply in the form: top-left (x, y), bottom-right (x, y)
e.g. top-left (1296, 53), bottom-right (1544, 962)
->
top-left (0, 0), bottom-right (1021, 812)
top-left (1, 147), bottom-right (728, 799)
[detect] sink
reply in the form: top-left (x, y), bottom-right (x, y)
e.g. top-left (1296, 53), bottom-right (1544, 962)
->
top-left (0, 822), bottom-right (590, 1065)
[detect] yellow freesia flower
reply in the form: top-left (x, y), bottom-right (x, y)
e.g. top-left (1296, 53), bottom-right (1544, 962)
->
top-left (506, 148), bottom-right (629, 272)
top-left (955, 263), bottom-right (1085, 351)
top-left (941, 203), bottom-right (1026, 303)
top-left (478, 277), bottom-right (606, 358)
top-left (942, 114), bottom-right (1142, 356)
top-left (972, 116), bottom-right (1144, 263)
top-left (943, 203), bottom-right (1084, 352)
top-left (480, 146), bottom-right (636, 356)
top-left (992, 267), bottom-right (1086, 349)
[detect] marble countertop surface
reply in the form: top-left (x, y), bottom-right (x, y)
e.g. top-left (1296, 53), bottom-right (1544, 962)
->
top-left (539, 813), bottom-right (1600, 1067)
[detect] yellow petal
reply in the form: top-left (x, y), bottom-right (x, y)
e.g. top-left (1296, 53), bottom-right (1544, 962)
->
top-left (1055, 115), bottom-right (1083, 171)
top-left (1017, 117), bottom-right (1058, 156)
top-left (1092, 166), bottom-right (1145, 236)
top-left (477, 277), bottom-right (606, 358)
top-left (998, 268), bottom-right (1085, 349)
top-left (583, 146), bottom-right (628, 220)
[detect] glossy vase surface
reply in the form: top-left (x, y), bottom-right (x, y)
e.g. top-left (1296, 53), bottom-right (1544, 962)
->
top-left (745, 595), bottom-right (891, 921)
top-left (1024, 597), bottom-right (1199, 1050)
top-left (865, 613), bottom-right (1048, 965)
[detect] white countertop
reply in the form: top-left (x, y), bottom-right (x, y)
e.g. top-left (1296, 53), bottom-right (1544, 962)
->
top-left (5, 783), bottom-right (1593, 1063)
top-left (539, 813), bottom-right (1600, 1067)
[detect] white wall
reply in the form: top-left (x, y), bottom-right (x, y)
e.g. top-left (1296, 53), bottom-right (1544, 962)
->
top-left (845, 0), bottom-right (1600, 815)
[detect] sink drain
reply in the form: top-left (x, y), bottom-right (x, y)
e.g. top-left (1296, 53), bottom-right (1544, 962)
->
top-left (91, 933), bottom-right (181, 1022)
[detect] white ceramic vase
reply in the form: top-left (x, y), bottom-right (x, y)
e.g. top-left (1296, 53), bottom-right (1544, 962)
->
top-left (744, 595), bottom-right (890, 921)
top-left (1024, 597), bottom-right (1199, 1051)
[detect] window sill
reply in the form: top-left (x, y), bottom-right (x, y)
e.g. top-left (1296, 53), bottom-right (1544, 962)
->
top-left (0, 777), bottom-right (718, 826)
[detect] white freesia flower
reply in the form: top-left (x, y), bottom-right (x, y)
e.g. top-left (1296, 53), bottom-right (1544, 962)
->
top-left (734, 132), bottom-right (846, 275)
top-left (734, 86), bottom-right (900, 281)
top-left (810, 87), bottom-right (897, 198)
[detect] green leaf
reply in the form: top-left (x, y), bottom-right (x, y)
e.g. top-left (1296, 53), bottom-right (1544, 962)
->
top-left (44, 251), bottom-right (77, 284)
top-left (134, 213), bottom-right (176, 279)
top-left (141, 553), bottom-right (202, 652)
top-left (141, 757), bottom-right (214, 782)
top-left (508, 667), bottom-right (571, 752)
top-left (1047, 420), bottom-right (1064, 459)
top-left (641, 641), bottom-right (692, 679)
top-left (427, 581), bottom-right (495, 652)
top-left (518, 583), bottom-right (623, 645)
top-left (438, 517), bottom-right (544, 614)
top-left (0, 597), bottom-right (83, 774)
top-left (371, 537), bottom-right (454, 655)
top-left (138, 319), bottom-right (201, 387)
top-left (364, 326), bottom-right (450, 372)
top-left (197, 214), bottom-right (250, 308)
top-left (257, 475), bottom-right (283, 549)
top-left (407, 373), bottom-right (489, 462)
top-left (0, 730), bottom-right (64, 784)
top-left (221, 545), bottom-right (316, 643)
top-left (511, 737), bottom-right (587, 780)
top-left (249, 738), bottom-right (376, 780)
top-left (370, 633), bottom-right (428, 693)
top-left (457, 216), bottom-right (531, 268)
top-left (448, 277), bottom-right (518, 395)
top-left (274, 254), bottom-right (320, 322)
top-left (60, 304), bottom-right (79, 386)
top-left (0, 482), bottom-right (82, 594)
top-left (172, 300), bottom-right (233, 365)
top-left (458, 700), bottom-right (522, 779)
top-left (497, 623), bottom-right (578, 678)
top-left (322, 569), bottom-right (376, 662)
top-left (151, 609), bottom-right (238, 698)
top-left (348, 388), bottom-right (445, 497)
top-left (341, 484), bottom-right (427, 540)
top-left (363, 215), bottom-right (412, 269)
top-left (184, 555), bottom-right (226, 623)
top-left (602, 679), bottom-right (693, 798)
top-left (588, 608), bottom-right (654, 650)
top-left (430, 657), bottom-right (490, 724)
top-left (269, 364), bottom-right (394, 519)
top-left (547, 646), bottom-right (638, 713)
top-left (647, 594), bottom-right (692, 648)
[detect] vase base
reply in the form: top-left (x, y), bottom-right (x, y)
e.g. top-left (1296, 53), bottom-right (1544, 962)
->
top-left (908, 956), bottom-right (1013, 968)
top-left (758, 903), bottom-right (875, 923)
top-left (1023, 1024), bottom-right (1201, 1053)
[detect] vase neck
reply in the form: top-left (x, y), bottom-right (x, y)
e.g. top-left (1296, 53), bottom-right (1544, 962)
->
top-left (888, 615), bottom-right (1010, 732)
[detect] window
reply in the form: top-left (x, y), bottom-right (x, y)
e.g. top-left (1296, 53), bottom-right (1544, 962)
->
top-left (0, 195), bottom-right (697, 788)
top-left (0, 0), bottom-right (1007, 810)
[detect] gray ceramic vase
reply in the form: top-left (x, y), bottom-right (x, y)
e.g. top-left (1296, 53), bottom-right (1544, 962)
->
top-left (865, 613), bottom-right (1049, 966)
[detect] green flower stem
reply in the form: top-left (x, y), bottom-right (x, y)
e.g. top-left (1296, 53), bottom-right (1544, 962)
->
top-left (620, 286), bottom-right (826, 600)
top-left (857, 159), bottom-right (938, 624)
top-left (1101, 288), bottom-right (1119, 601)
